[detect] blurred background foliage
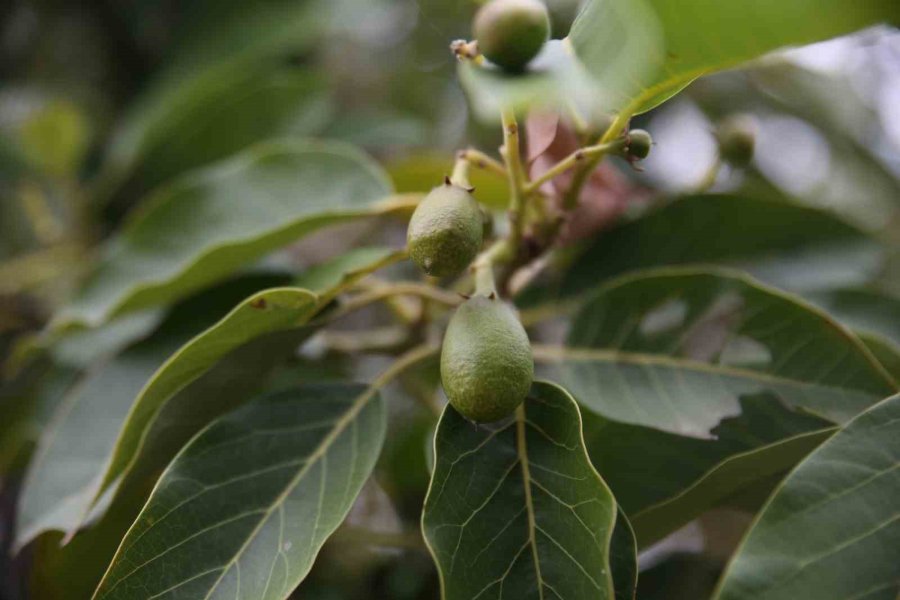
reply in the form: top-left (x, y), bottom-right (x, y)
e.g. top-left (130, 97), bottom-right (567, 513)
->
top-left (0, 0), bottom-right (898, 598)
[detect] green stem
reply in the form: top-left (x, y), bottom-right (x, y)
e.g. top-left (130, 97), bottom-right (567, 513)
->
top-left (500, 108), bottom-right (528, 252)
top-left (561, 110), bottom-right (633, 210)
top-left (524, 139), bottom-right (626, 194)
top-left (458, 149), bottom-right (508, 179)
top-left (450, 155), bottom-right (472, 189)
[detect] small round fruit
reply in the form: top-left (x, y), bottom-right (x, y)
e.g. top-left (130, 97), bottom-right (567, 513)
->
top-left (407, 181), bottom-right (483, 277)
top-left (627, 129), bottom-right (653, 160)
top-left (473, 0), bottom-right (550, 72)
top-left (441, 295), bottom-right (534, 422)
top-left (716, 115), bottom-right (756, 166)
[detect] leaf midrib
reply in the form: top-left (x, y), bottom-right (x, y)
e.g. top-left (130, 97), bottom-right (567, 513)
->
top-left (94, 385), bottom-right (377, 600)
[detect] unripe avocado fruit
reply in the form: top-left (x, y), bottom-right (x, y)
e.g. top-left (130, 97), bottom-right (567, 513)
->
top-left (473, 0), bottom-right (550, 72)
top-left (716, 115), bottom-right (756, 166)
top-left (441, 295), bottom-right (534, 422)
top-left (407, 182), bottom-right (483, 277)
top-left (627, 129), bottom-right (653, 160)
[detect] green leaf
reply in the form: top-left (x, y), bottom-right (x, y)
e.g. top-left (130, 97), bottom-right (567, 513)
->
top-left (15, 278), bottom-right (312, 548)
top-left (129, 68), bottom-right (332, 193)
top-left (422, 381), bottom-right (618, 600)
top-left (16, 247), bottom-right (400, 549)
top-left (92, 383), bottom-right (386, 600)
top-left (609, 508), bottom-right (638, 600)
top-left (292, 246), bottom-right (396, 292)
top-left (96, 0), bottom-right (328, 195)
top-left (858, 332), bottom-right (900, 381)
top-left (807, 287), bottom-right (900, 348)
top-left (629, 426), bottom-right (835, 547)
top-left (540, 269), bottom-right (894, 437)
top-left (459, 0), bottom-right (899, 121)
top-left (569, 0), bottom-right (900, 116)
top-left (552, 195), bottom-right (884, 303)
top-left (582, 393), bottom-right (834, 546)
top-left (713, 394), bottom-right (900, 600)
top-left (58, 139), bottom-right (394, 329)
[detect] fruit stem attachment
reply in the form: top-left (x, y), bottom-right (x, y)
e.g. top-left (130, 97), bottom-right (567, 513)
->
top-left (457, 149), bottom-right (508, 179)
top-left (524, 139), bottom-right (627, 194)
top-left (472, 239), bottom-right (512, 296)
top-left (501, 108), bottom-right (529, 242)
top-left (450, 155), bottom-right (472, 189)
top-left (560, 110), bottom-right (633, 210)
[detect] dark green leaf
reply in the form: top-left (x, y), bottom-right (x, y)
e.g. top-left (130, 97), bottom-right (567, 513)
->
top-left (58, 139), bottom-right (394, 329)
top-left (858, 333), bottom-right (900, 381)
top-left (16, 246), bottom-right (400, 548)
top-left (554, 195), bottom-right (883, 303)
top-left (609, 508), bottom-right (638, 600)
top-left (541, 269), bottom-right (894, 436)
top-left (92, 383), bottom-right (386, 600)
top-left (583, 394), bottom-right (834, 546)
top-left (423, 381), bottom-right (618, 600)
top-left (807, 287), bottom-right (900, 347)
top-left (713, 394), bottom-right (900, 600)
top-left (14, 278), bottom-right (314, 549)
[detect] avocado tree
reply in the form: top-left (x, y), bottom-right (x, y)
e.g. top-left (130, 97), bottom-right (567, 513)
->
top-left (1, 0), bottom-right (899, 598)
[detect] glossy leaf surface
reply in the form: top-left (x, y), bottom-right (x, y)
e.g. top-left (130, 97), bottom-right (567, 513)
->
top-left (714, 394), bottom-right (900, 600)
top-left (423, 381), bottom-right (618, 600)
top-left (93, 383), bottom-right (385, 600)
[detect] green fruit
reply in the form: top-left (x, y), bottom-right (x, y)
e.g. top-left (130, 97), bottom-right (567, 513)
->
top-left (441, 295), bottom-right (534, 422)
top-left (473, 0), bottom-right (550, 72)
top-left (407, 181), bottom-right (483, 277)
top-left (716, 115), bottom-right (756, 166)
top-left (627, 129), bottom-right (653, 160)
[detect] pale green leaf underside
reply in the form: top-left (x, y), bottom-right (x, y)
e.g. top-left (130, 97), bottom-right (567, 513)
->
top-left (570, 0), bottom-right (900, 116)
top-left (460, 0), bottom-right (899, 122)
top-left (93, 383), bottom-right (386, 600)
top-left (538, 269), bottom-right (895, 438)
top-left (713, 394), bottom-right (900, 600)
top-left (57, 139), bottom-right (393, 329)
top-left (423, 381), bottom-right (617, 600)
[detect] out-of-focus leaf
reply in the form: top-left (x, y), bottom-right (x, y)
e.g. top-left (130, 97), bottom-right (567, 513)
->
top-left (570, 0), bottom-right (900, 116)
top-left (58, 140), bottom-right (394, 329)
top-left (858, 332), bottom-right (900, 381)
top-left (422, 381), bottom-right (618, 600)
top-left (19, 100), bottom-right (91, 178)
top-left (96, 0), bottom-right (328, 194)
top-left (14, 276), bottom-right (307, 549)
top-left (807, 287), bottom-right (900, 348)
top-left (132, 69), bottom-right (332, 192)
top-left (540, 269), bottom-right (894, 436)
top-left (552, 195), bottom-right (883, 302)
top-left (713, 394), bottom-right (900, 600)
top-left (16, 244), bottom-right (400, 549)
top-left (92, 383), bottom-right (386, 600)
top-left (386, 153), bottom-right (510, 209)
top-left (460, 0), bottom-right (899, 121)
